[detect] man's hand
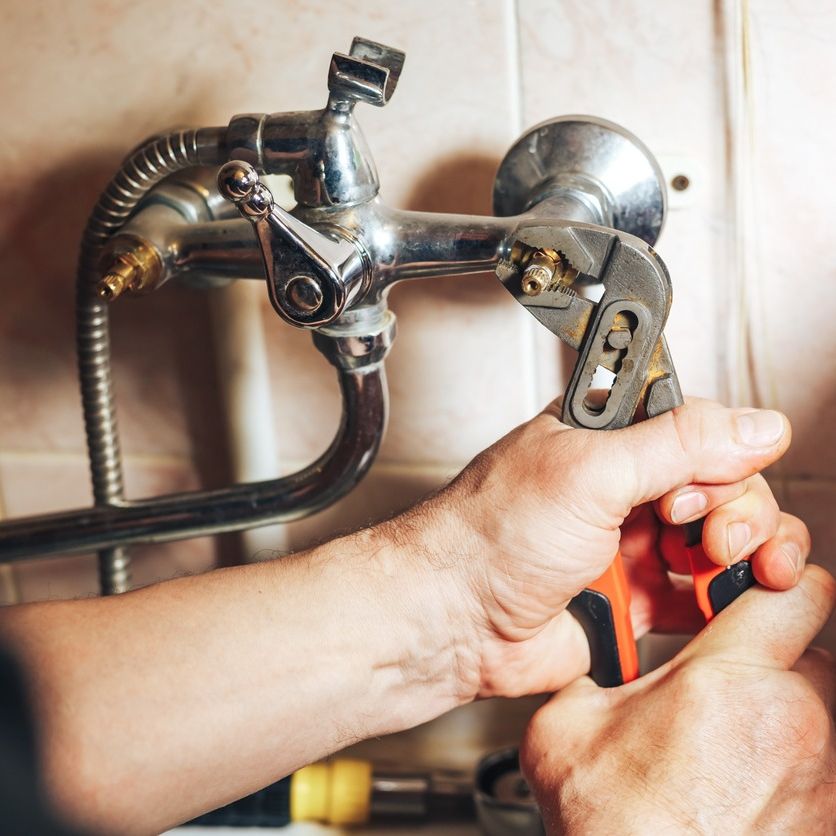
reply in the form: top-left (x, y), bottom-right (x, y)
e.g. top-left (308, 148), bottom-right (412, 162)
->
top-left (0, 396), bottom-right (817, 833)
top-left (520, 565), bottom-right (836, 834)
top-left (396, 398), bottom-right (809, 698)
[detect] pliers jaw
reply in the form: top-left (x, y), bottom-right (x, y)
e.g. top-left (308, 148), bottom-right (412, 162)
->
top-left (497, 220), bottom-right (683, 430)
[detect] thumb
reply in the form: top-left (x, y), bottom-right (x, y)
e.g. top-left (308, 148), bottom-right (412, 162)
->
top-left (554, 398), bottom-right (791, 516)
top-left (679, 564), bottom-right (836, 671)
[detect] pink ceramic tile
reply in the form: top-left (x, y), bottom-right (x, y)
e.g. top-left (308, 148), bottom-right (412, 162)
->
top-left (742, 2), bottom-right (836, 479)
top-left (517, 1), bottom-right (728, 404)
top-left (0, 455), bottom-right (94, 518)
top-left (382, 275), bottom-right (543, 465)
top-left (261, 274), bottom-right (543, 470)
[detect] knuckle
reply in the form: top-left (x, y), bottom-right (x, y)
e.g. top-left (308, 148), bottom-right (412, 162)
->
top-left (801, 566), bottom-right (836, 617)
top-left (752, 474), bottom-right (778, 511)
top-left (769, 673), bottom-right (832, 758)
top-left (519, 730), bottom-right (542, 781)
top-left (668, 406), bottom-right (697, 461)
top-left (670, 660), bottom-right (723, 716)
top-left (781, 512), bottom-right (812, 553)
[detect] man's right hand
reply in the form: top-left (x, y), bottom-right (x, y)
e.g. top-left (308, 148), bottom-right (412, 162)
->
top-left (521, 565), bottom-right (836, 834)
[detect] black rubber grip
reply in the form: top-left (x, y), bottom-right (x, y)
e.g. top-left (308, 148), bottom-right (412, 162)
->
top-left (567, 589), bottom-right (623, 687)
top-left (707, 559), bottom-right (755, 615)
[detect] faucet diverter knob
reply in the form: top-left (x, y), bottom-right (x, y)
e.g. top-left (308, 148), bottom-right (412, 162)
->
top-left (217, 161), bottom-right (367, 328)
top-left (217, 161), bottom-right (262, 204)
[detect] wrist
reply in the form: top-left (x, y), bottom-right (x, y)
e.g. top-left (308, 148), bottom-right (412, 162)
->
top-left (364, 496), bottom-right (486, 707)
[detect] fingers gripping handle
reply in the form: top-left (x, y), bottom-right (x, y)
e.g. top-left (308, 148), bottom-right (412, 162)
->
top-left (571, 523), bottom-right (755, 688)
top-left (685, 520), bottom-right (755, 622)
top-left (568, 553), bottom-right (639, 687)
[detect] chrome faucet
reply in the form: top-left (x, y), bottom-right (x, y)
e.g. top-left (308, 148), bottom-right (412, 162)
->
top-left (0, 37), bottom-right (668, 594)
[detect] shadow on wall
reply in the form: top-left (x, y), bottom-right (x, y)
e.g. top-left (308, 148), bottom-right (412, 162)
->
top-left (390, 151), bottom-right (508, 308)
top-left (398, 149), bottom-right (576, 410)
top-left (0, 148), bottom-right (238, 572)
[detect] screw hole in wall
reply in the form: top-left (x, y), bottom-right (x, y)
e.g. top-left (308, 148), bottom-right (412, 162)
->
top-left (671, 174), bottom-right (690, 192)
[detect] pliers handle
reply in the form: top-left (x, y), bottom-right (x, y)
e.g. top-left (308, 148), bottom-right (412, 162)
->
top-left (571, 540), bottom-right (754, 687)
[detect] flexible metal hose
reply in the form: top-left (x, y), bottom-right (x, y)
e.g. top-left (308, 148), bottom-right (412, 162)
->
top-left (76, 128), bottom-right (226, 594)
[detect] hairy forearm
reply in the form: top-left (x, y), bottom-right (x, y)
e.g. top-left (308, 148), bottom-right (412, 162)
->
top-left (0, 520), bottom-right (476, 834)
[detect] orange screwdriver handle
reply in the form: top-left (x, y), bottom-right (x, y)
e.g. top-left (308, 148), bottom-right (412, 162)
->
top-left (685, 521), bottom-right (755, 622)
top-left (567, 551), bottom-right (639, 687)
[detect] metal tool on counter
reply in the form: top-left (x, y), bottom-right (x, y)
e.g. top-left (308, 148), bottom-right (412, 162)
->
top-left (474, 749), bottom-right (543, 836)
top-left (184, 756), bottom-right (472, 828)
top-left (493, 120), bottom-right (755, 686)
top-left (185, 750), bottom-right (544, 834)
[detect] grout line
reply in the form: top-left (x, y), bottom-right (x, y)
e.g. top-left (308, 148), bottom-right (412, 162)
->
top-left (0, 449), bottom-right (195, 468)
top-left (510, 0), bottom-right (525, 137)
top-left (507, 0), bottom-right (540, 414)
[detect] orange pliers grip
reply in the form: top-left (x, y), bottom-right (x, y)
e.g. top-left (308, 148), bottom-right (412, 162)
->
top-left (570, 522), bottom-right (754, 688)
top-left (685, 521), bottom-right (755, 623)
top-left (567, 552), bottom-right (639, 687)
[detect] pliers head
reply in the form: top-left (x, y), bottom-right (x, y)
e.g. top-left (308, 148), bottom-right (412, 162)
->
top-left (497, 221), bottom-right (683, 430)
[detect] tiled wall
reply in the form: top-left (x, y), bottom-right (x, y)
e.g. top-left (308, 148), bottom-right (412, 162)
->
top-left (1, 0), bottom-right (834, 762)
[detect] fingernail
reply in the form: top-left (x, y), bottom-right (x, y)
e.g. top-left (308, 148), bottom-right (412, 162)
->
top-left (671, 491), bottom-right (708, 523)
top-left (781, 542), bottom-right (802, 584)
top-left (736, 410), bottom-right (785, 447)
top-left (727, 521), bottom-right (752, 563)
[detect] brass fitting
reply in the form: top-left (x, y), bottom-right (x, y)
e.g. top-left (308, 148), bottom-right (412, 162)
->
top-left (521, 250), bottom-right (561, 296)
top-left (519, 248), bottom-right (578, 297)
top-left (97, 237), bottom-right (163, 301)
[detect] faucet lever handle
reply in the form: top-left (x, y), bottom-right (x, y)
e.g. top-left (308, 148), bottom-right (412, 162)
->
top-left (328, 37), bottom-right (405, 108)
top-left (217, 161), bottom-right (366, 328)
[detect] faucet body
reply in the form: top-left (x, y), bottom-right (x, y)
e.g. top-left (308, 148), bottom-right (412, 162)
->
top-left (0, 37), bottom-right (666, 589)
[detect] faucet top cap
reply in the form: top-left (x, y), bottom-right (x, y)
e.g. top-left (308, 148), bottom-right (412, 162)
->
top-left (328, 37), bottom-right (405, 108)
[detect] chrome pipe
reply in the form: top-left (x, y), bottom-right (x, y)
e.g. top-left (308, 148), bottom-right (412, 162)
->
top-left (0, 361), bottom-right (387, 562)
top-left (173, 218), bottom-right (262, 279)
top-left (165, 209), bottom-right (513, 285)
top-left (367, 206), bottom-right (513, 284)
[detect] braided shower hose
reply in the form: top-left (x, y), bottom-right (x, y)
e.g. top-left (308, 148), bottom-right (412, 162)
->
top-left (76, 128), bottom-right (226, 594)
